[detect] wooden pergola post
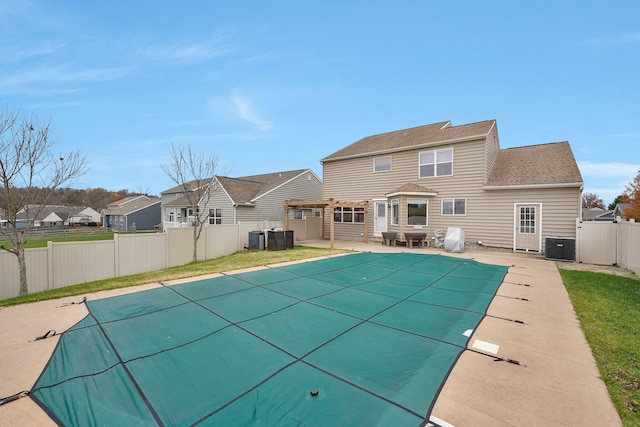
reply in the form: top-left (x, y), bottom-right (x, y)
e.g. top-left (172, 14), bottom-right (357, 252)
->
top-left (329, 199), bottom-right (335, 249)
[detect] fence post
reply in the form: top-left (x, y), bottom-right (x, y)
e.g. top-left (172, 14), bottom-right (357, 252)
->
top-left (575, 217), bottom-right (581, 263)
top-left (47, 241), bottom-right (54, 290)
top-left (114, 233), bottom-right (119, 277)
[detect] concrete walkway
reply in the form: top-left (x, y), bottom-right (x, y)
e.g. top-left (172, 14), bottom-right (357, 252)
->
top-left (0, 240), bottom-right (622, 426)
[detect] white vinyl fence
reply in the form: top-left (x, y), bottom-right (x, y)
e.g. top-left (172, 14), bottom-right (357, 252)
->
top-left (576, 219), bottom-right (640, 275)
top-left (0, 221), bottom-right (283, 300)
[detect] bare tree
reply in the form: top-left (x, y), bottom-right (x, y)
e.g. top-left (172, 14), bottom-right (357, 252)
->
top-left (161, 143), bottom-right (220, 262)
top-left (582, 192), bottom-right (605, 209)
top-left (0, 108), bottom-right (88, 295)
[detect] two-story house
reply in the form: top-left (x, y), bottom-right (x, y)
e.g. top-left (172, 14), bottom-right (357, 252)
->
top-left (161, 169), bottom-right (322, 229)
top-left (320, 120), bottom-right (583, 252)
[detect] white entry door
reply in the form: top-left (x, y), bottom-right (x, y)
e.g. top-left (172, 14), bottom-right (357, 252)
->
top-left (514, 204), bottom-right (541, 251)
top-left (374, 200), bottom-right (387, 237)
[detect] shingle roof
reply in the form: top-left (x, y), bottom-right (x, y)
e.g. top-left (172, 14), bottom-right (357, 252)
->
top-left (162, 180), bottom-right (209, 195)
top-left (102, 197), bottom-right (160, 215)
top-left (385, 183), bottom-right (438, 197)
top-left (485, 141), bottom-right (583, 187)
top-left (219, 169), bottom-right (309, 204)
top-left (321, 120), bottom-right (496, 162)
top-left (105, 195), bottom-right (150, 209)
top-left (161, 169), bottom-right (312, 205)
top-left (16, 205), bottom-right (89, 221)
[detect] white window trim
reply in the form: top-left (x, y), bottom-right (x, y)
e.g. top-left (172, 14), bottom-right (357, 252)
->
top-left (512, 203), bottom-right (543, 252)
top-left (418, 147), bottom-right (454, 178)
top-left (209, 208), bottom-right (222, 225)
top-left (391, 199), bottom-right (400, 225)
top-left (441, 198), bottom-right (467, 216)
top-left (373, 156), bottom-right (392, 173)
top-left (333, 206), bottom-right (365, 224)
top-left (407, 198), bottom-right (428, 227)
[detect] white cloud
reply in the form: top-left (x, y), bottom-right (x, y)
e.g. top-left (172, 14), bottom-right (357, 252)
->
top-left (577, 160), bottom-right (640, 179)
top-left (140, 36), bottom-right (232, 65)
top-left (209, 91), bottom-right (274, 132)
top-left (2, 43), bottom-right (66, 62)
top-left (229, 92), bottom-right (273, 131)
top-left (582, 31), bottom-right (640, 47)
top-left (0, 63), bottom-right (129, 95)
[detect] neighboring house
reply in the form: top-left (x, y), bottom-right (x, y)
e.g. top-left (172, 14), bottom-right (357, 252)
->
top-left (613, 203), bottom-right (633, 220)
top-left (14, 205), bottom-right (101, 228)
top-left (582, 207), bottom-right (614, 222)
top-left (320, 119), bottom-right (584, 252)
top-left (161, 169), bottom-right (322, 228)
top-left (102, 195), bottom-right (161, 231)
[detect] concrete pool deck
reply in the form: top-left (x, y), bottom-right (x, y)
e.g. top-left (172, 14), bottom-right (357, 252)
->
top-left (0, 240), bottom-right (622, 426)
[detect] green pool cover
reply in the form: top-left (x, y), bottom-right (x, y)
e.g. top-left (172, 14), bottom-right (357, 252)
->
top-left (30, 252), bottom-right (508, 426)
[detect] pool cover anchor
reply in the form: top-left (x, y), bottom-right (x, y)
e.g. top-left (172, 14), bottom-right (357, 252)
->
top-left (0, 390), bottom-right (29, 406)
top-left (57, 296), bottom-right (87, 307)
top-left (30, 329), bottom-right (56, 342)
top-left (468, 348), bottom-right (527, 367)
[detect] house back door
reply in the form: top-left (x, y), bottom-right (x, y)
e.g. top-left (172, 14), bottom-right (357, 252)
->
top-left (515, 204), bottom-right (541, 251)
top-left (374, 200), bottom-right (387, 237)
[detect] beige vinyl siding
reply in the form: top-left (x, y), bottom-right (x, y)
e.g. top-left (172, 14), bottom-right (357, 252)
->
top-left (323, 138), bottom-right (487, 241)
top-left (237, 171), bottom-right (322, 223)
top-left (484, 123), bottom-right (500, 182)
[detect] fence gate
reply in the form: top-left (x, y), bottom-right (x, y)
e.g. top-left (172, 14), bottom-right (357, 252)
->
top-left (576, 220), bottom-right (616, 265)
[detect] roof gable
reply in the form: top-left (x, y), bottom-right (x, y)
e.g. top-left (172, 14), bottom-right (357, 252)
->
top-left (322, 120), bottom-right (496, 162)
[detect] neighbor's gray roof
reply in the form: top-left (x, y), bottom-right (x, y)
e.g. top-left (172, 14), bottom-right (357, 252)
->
top-left (321, 120), bottom-right (496, 162)
top-left (105, 195), bottom-right (150, 209)
top-left (485, 141), bottom-right (583, 187)
top-left (219, 169), bottom-right (310, 204)
top-left (102, 197), bottom-right (160, 216)
top-left (161, 180), bottom-right (210, 195)
top-left (16, 205), bottom-right (90, 221)
top-left (161, 169), bottom-right (312, 205)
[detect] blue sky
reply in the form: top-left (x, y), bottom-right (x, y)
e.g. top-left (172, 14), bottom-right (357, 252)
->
top-left (1, 1), bottom-right (638, 205)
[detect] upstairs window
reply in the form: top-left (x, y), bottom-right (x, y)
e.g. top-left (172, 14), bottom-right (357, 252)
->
top-left (419, 147), bottom-right (453, 178)
top-left (209, 208), bottom-right (222, 225)
top-left (374, 156), bottom-right (392, 172)
top-left (442, 198), bottom-right (466, 215)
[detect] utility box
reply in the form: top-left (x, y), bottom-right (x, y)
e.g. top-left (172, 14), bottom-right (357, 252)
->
top-left (267, 230), bottom-right (294, 251)
top-left (545, 236), bottom-right (575, 261)
top-left (285, 230), bottom-right (294, 249)
top-left (248, 231), bottom-right (265, 250)
top-left (267, 230), bottom-right (286, 251)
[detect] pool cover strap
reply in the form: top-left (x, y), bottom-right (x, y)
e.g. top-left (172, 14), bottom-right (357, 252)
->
top-left (28, 252), bottom-right (508, 426)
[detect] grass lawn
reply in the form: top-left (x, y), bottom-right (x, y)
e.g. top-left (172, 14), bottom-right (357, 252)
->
top-left (559, 269), bottom-right (640, 426)
top-left (0, 246), bottom-right (350, 307)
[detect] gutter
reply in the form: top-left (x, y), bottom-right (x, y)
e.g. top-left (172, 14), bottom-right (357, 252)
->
top-left (482, 182), bottom-right (584, 190)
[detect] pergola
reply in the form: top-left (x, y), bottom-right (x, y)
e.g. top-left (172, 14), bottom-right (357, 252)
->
top-left (284, 199), bottom-right (370, 248)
